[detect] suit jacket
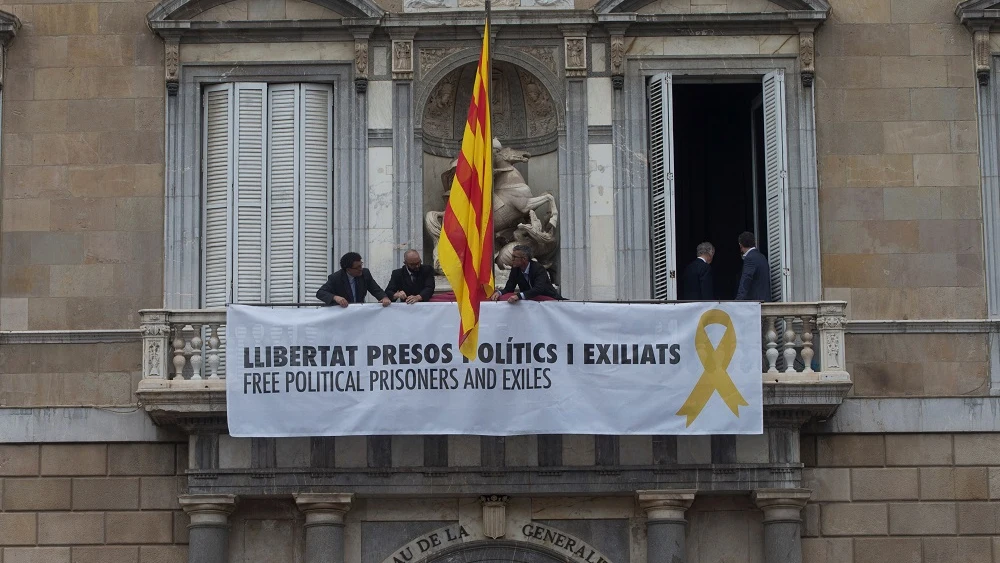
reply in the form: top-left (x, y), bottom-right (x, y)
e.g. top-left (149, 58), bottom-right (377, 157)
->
top-left (679, 258), bottom-right (713, 300)
top-left (735, 248), bottom-right (771, 301)
top-left (501, 261), bottom-right (565, 300)
top-left (316, 268), bottom-right (387, 305)
top-left (385, 264), bottom-right (436, 302)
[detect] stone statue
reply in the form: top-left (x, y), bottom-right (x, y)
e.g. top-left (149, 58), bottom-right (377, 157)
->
top-left (425, 139), bottom-right (559, 273)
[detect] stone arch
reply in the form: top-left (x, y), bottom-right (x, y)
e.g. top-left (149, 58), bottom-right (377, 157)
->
top-left (418, 540), bottom-right (579, 563)
top-left (146, 0), bottom-right (382, 21)
top-left (592, 0), bottom-right (827, 13)
top-left (415, 46), bottom-right (565, 131)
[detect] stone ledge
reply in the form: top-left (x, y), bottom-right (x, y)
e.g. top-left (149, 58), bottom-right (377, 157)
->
top-left (186, 464), bottom-right (803, 496)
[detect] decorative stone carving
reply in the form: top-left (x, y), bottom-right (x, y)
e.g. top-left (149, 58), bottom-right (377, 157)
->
top-left (425, 140), bottom-right (559, 271)
top-left (420, 47), bottom-right (464, 78)
top-left (165, 39), bottom-right (180, 96)
top-left (519, 68), bottom-right (556, 138)
top-left (355, 40), bottom-right (370, 92)
top-left (610, 34), bottom-right (624, 88)
top-left (424, 71), bottom-right (460, 138)
top-left (405, 0), bottom-right (454, 10)
top-left (393, 40), bottom-right (413, 78)
top-left (798, 30), bottom-right (814, 87)
top-left (141, 310), bottom-right (171, 380)
top-left (518, 46), bottom-right (558, 75)
top-left (976, 29), bottom-right (990, 86)
top-left (564, 37), bottom-right (586, 72)
top-left (480, 495), bottom-right (509, 539)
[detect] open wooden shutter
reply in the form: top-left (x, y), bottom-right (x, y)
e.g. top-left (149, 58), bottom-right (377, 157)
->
top-left (648, 73), bottom-right (676, 300)
top-left (267, 84), bottom-right (300, 303)
top-left (762, 70), bottom-right (790, 302)
top-left (203, 84), bottom-right (233, 308)
top-left (299, 83), bottom-right (333, 303)
top-left (233, 83), bottom-right (267, 304)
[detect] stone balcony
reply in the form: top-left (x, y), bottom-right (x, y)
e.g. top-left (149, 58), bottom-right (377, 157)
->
top-left (136, 301), bottom-right (852, 430)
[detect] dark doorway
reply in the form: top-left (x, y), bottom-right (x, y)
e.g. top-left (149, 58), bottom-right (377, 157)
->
top-left (673, 82), bottom-right (766, 301)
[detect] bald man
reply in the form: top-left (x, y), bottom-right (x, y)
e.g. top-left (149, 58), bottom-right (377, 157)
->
top-left (385, 249), bottom-right (436, 304)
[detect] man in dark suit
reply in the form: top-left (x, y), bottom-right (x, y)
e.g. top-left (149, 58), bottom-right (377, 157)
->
top-left (385, 249), bottom-right (435, 304)
top-left (490, 245), bottom-right (565, 303)
top-left (680, 242), bottom-right (715, 300)
top-left (735, 231), bottom-right (771, 301)
top-left (316, 252), bottom-right (391, 307)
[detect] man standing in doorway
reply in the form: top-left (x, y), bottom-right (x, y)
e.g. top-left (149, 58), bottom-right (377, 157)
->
top-left (316, 252), bottom-right (391, 307)
top-left (680, 242), bottom-right (715, 300)
top-left (735, 231), bottom-right (771, 301)
top-left (385, 249), bottom-right (436, 304)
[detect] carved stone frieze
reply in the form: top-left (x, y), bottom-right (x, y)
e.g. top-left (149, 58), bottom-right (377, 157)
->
top-left (424, 70), bottom-right (460, 138)
top-left (976, 29), bottom-right (990, 86)
top-left (165, 39), bottom-right (180, 96)
top-left (355, 40), bottom-right (369, 92)
top-left (519, 67), bottom-right (556, 137)
top-left (393, 40), bottom-right (414, 79)
top-left (518, 46), bottom-right (558, 75)
top-left (564, 37), bottom-right (586, 73)
top-left (420, 47), bottom-right (464, 79)
top-left (798, 30), bottom-right (814, 87)
top-left (610, 34), bottom-right (624, 89)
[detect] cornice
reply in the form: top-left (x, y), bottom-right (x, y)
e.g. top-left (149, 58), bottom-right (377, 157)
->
top-left (0, 329), bottom-right (142, 345)
top-left (845, 319), bottom-right (999, 335)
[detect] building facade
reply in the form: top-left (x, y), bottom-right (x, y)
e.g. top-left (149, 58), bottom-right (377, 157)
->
top-left (0, 0), bottom-right (999, 562)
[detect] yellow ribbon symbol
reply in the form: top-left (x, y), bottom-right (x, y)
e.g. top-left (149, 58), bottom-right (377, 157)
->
top-left (676, 309), bottom-right (749, 427)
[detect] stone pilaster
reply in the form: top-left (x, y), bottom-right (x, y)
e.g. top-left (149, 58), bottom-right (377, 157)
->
top-left (752, 489), bottom-right (810, 563)
top-left (179, 494), bottom-right (237, 563)
top-left (295, 493), bottom-right (354, 563)
top-left (637, 490), bottom-right (696, 563)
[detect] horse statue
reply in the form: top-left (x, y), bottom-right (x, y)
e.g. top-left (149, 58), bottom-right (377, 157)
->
top-left (425, 139), bottom-right (559, 272)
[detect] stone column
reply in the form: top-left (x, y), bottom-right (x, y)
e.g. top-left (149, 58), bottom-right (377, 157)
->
top-left (637, 490), bottom-right (696, 563)
top-left (179, 494), bottom-right (237, 563)
top-left (295, 493), bottom-right (354, 563)
top-left (752, 489), bottom-right (811, 563)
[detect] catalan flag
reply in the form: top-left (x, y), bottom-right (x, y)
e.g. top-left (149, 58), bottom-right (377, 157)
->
top-left (438, 20), bottom-right (494, 360)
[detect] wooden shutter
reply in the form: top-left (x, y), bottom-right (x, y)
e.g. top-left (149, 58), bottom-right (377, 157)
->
top-left (762, 70), bottom-right (790, 302)
top-left (203, 84), bottom-right (233, 308)
top-left (267, 84), bottom-right (300, 303)
top-left (298, 84), bottom-right (333, 302)
top-left (233, 83), bottom-right (267, 303)
top-left (648, 73), bottom-right (676, 300)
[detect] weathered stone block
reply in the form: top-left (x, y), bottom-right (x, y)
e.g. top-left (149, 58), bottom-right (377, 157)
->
top-left (0, 513), bottom-right (39, 545)
top-left (887, 502), bottom-right (957, 535)
top-left (67, 35), bottom-right (135, 67)
top-left (33, 68), bottom-right (100, 101)
top-left (803, 468), bottom-right (851, 502)
top-left (957, 502), bottom-right (1000, 534)
top-left (817, 122), bottom-right (884, 155)
top-left (814, 56), bottom-right (881, 88)
top-left (919, 467), bottom-right (988, 500)
top-left (921, 537), bottom-right (991, 563)
top-left (886, 434), bottom-right (953, 465)
top-left (883, 121), bottom-right (950, 154)
top-left (106, 512), bottom-right (174, 544)
top-left (4, 101), bottom-right (68, 134)
top-left (851, 468), bottom-right (919, 500)
top-left (138, 546), bottom-right (187, 563)
top-left (69, 165), bottom-right (136, 197)
top-left (100, 132), bottom-right (164, 165)
top-left (955, 434), bottom-right (1000, 465)
top-left (815, 23), bottom-right (909, 56)
top-left (38, 512), bottom-right (105, 545)
top-left (820, 502), bottom-right (888, 536)
top-left (880, 56), bottom-right (948, 88)
top-left (49, 265), bottom-right (116, 298)
top-left (3, 199), bottom-right (51, 232)
top-left (828, 0), bottom-right (889, 23)
top-left (853, 538), bottom-right (920, 563)
top-left (4, 478), bottom-right (71, 510)
top-left (909, 24), bottom-right (972, 56)
top-left (40, 445), bottom-right (106, 476)
top-left (109, 444), bottom-right (176, 476)
top-left (0, 445), bottom-right (40, 476)
top-left (139, 476), bottom-right (184, 510)
top-left (914, 154), bottom-right (979, 187)
top-left (72, 477), bottom-right (140, 510)
top-left (33, 5), bottom-right (98, 35)
top-left (71, 547), bottom-right (139, 563)
top-left (49, 198), bottom-right (117, 232)
top-left (5, 547), bottom-right (71, 563)
top-left (883, 189), bottom-right (940, 220)
top-left (802, 537), bottom-right (853, 563)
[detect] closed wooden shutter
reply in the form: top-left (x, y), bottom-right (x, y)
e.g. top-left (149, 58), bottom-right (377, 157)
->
top-left (203, 84), bottom-right (233, 308)
top-left (233, 83), bottom-right (267, 303)
top-left (299, 84), bottom-right (333, 302)
top-left (762, 70), bottom-right (790, 302)
top-left (267, 84), bottom-right (300, 303)
top-left (648, 73), bottom-right (676, 300)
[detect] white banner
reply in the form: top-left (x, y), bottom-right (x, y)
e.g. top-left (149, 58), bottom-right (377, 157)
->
top-left (225, 301), bottom-right (763, 436)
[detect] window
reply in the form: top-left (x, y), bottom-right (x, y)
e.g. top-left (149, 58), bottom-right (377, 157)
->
top-left (647, 70), bottom-right (790, 302)
top-left (202, 83), bottom-right (333, 306)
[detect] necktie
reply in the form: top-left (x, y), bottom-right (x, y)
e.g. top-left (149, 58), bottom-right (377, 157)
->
top-left (349, 277), bottom-right (358, 302)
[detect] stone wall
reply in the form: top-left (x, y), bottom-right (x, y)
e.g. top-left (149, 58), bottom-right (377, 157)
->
top-left (801, 433), bottom-right (1000, 563)
top-left (0, 443), bottom-right (188, 563)
top-left (0, 342), bottom-right (140, 407)
top-left (0, 0), bottom-right (165, 331)
top-left (846, 333), bottom-right (990, 396)
top-left (816, 0), bottom-right (984, 320)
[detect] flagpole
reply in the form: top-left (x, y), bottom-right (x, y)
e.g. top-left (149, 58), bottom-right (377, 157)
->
top-left (485, 0), bottom-right (496, 287)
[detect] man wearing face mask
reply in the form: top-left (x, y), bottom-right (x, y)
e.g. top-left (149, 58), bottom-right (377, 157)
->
top-left (385, 249), bottom-right (436, 304)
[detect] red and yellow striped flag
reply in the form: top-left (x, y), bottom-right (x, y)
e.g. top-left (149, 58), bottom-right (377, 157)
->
top-left (439, 21), bottom-right (494, 360)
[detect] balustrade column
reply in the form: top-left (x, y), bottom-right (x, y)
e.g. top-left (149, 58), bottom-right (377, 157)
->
top-left (179, 494), bottom-right (237, 563)
top-left (637, 490), bottom-right (696, 563)
top-left (295, 493), bottom-right (354, 563)
top-left (752, 489), bottom-right (811, 563)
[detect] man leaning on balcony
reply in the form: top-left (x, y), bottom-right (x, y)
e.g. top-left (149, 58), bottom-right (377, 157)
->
top-left (316, 252), bottom-right (391, 307)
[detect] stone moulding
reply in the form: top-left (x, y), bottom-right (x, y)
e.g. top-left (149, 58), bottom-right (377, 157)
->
top-left (0, 329), bottom-right (143, 345)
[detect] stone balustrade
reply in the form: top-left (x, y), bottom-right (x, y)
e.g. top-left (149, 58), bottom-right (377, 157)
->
top-left (139, 301), bottom-right (849, 384)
